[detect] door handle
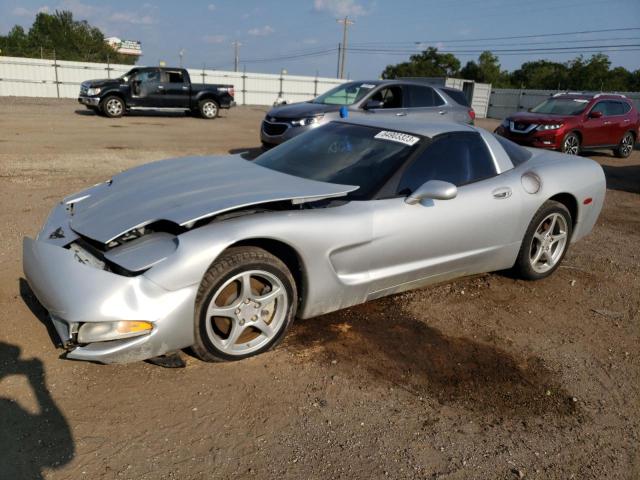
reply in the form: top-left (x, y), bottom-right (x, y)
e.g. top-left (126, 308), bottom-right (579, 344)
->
top-left (396, 112), bottom-right (407, 116)
top-left (603, 121), bottom-right (611, 125)
top-left (182, 86), bottom-right (189, 90)
top-left (438, 110), bottom-right (447, 115)
top-left (492, 187), bottom-right (512, 199)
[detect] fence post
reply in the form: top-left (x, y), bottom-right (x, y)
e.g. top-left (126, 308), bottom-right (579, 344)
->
top-left (107, 54), bottom-right (111, 79)
top-left (314, 73), bottom-right (318, 97)
top-left (242, 66), bottom-right (247, 106)
top-left (53, 49), bottom-right (60, 99)
top-left (517, 89), bottom-right (523, 110)
top-left (201, 64), bottom-right (205, 84)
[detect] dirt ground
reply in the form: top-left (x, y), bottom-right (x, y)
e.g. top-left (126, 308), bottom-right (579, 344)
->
top-left (0, 97), bottom-right (638, 480)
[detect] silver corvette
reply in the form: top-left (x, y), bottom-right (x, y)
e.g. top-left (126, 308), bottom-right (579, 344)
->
top-left (23, 117), bottom-right (605, 364)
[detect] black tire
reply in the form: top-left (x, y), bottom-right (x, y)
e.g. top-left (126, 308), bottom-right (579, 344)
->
top-left (198, 98), bottom-right (219, 119)
top-left (512, 200), bottom-right (573, 281)
top-left (561, 132), bottom-right (580, 155)
top-left (614, 131), bottom-right (635, 158)
top-left (192, 247), bottom-right (297, 362)
top-left (101, 95), bottom-right (125, 118)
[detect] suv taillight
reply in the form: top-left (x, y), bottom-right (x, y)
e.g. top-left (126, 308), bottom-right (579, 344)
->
top-left (468, 109), bottom-right (476, 121)
top-left (229, 87), bottom-right (235, 98)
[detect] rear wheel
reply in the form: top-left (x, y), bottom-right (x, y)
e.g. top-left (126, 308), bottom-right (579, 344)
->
top-left (513, 200), bottom-right (572, 280)
top-left (614, 131), bottom-right (635, 158)
top-left (561, 132), bottom-right (580, 155)
top-left (101, 96), bottom-right (125, 118)
top-left (199, 99), bottom-right (219, 119)
top-left (192, 247), bottom-right (297, 362)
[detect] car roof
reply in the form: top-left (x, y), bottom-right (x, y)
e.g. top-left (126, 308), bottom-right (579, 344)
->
top-left (553, 92), bottom-right (629, 101)
top-left (335, 115), bottom-right (476, 138)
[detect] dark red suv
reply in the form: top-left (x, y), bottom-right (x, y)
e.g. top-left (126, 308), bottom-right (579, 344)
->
top-left (495, 93), bottom-right (638, 158)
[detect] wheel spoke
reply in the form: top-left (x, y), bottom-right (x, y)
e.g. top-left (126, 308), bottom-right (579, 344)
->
top-left (207, 303), bottom-right (238, 318)
top-left (255, 286), bottom-right (283, 305)
top-left (551, 232), bottom-right (567, 244)
top-left (224, 321), bottom-right (245, 347)
top-left (253, 319), bottom-right (274, 337)
top-left (239, 272), bottom-right (253, 301)
top-left (531, 245), bottom-right (544, 265)
top-left (548, 215), bottom-right (557, 233)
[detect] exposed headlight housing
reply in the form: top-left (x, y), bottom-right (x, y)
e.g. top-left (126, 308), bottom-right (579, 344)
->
top-left (537, 123), bottom-right (563, 131)
top-left (87, 87), bottom-right (101, 96)
top-left (291, 115), bottom-right (323, 127)
top-left (501, 118), bottom-right (510, 128)
top-left (77, 320), bottom-right (153, 343)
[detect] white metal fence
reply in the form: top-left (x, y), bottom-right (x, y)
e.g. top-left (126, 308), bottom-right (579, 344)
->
top-left (488, 88), bottom-right (640, 119)
top-left (0, 56), bottom-right (344, 106)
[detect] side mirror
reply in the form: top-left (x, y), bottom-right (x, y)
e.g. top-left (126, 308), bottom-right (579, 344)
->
top-left (405, 180), bottom-right (457, 205)
top-left (589, 110), bottom-right (603, 119)
top-left (363, 99), bottom-right (384, 110)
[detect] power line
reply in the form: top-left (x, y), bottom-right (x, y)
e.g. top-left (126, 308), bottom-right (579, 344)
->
top-left (347, 44), bottom-right (640, 54)
top-left (349, 27), bottom-right (640, 47)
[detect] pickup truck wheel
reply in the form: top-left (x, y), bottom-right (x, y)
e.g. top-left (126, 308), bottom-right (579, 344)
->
top-left (101, 96), bottom-right (125, 118)
top-left (199, 99), bottom-right (219, 119)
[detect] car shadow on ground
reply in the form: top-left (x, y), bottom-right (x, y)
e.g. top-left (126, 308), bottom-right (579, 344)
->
top-left (228, 147), bottom-right (264, 160)
top-left (73, 109), bottom-right (221, 119)
top-left (601, 164), bottom-right (640, 194)
top-left (19, 279), bottom-right (61, 348)
top-left (286, 296), bottom-right (579, 420)
top-left (0, 341), bottom-right (74, 479)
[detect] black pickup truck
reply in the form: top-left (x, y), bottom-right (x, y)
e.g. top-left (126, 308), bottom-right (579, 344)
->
top-left (78, 67), bottom-right (235, 119)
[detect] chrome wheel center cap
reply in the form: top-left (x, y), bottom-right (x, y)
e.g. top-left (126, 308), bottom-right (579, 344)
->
top-left (236, 300), bottom-right (261, 322)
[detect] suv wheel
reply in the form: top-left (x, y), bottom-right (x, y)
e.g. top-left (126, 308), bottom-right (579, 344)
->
top-left (101, 96), bottom-right (125, 118)
top-left (614, 132), bottom-right (635, 158)
top-left (561, 132), bottom-right (580, 155)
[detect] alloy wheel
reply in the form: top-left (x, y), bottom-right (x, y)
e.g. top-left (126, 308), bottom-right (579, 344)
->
top-left (563, 135), bottom-right (579, 155)
top-left (621, 133), bottom-right (634, 157)
top-left (106, 98), bottom-right (123, 117)
top-left (529, 213), bottom-right (569, 273)
top-left (204, 270), bottom-right (288, 356)
top-left (202, 101), bottom-right (218, 118)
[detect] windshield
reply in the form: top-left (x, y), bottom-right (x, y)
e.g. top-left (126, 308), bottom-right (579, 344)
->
top-left (312, 82), bottom-right (376, 106)
top-left (254, 122), bottom-right (421, 199)
top-left (119, 68), bottom-right (138, 81)
top-left (531, 98), bottom-right (589, 115)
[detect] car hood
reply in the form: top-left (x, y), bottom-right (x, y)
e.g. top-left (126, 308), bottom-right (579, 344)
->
top-left (267, 102), bottom-right (341, 119)
top-left (82, 78), bottom-right (122, 88)
top-left (68, 155), bottom-right (358, 244)
top-left (508, 111), bottom-right (574, 123)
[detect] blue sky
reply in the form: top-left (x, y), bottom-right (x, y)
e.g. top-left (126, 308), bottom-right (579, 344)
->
top-left (2, 0), bottom-right (639, 78)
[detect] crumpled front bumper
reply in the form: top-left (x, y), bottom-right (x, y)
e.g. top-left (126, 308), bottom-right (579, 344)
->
top-left (23, 237), bottom-right (197, 364)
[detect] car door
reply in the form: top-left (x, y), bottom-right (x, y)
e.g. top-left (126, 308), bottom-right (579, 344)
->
top-left (606, 101), bottom-right (629, 144)
top-left (158, 70), bottom-right (190, 108)
top-left (364, 85), bottom-right (408, 117)
top-left (130, 68), bottom-right (161, 107)
top-left (582, 101), bottom-right (609, 146)
top-left (364, 131), bottom-right (522, 299)
top-left (404, 84), bottom-right (449, 120)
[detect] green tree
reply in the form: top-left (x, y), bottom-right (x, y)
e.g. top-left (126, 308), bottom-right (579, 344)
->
top-left (510, 60), bottom-right (569, 89)
top-left (381, 47), bottom-right (460, 79)
top-left (0, 10), bottom-right (137, 64)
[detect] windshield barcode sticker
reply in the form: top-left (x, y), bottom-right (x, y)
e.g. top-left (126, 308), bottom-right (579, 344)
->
top-left (374, 130), bottom-right (420, 146)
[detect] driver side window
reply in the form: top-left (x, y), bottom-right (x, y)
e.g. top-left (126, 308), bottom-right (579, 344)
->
top-left (396, 132), bottom-right (496, 194)
top-left (370, 86), bottom-right (403, 109)
top-left (132, 69), bottom-right (159, 96)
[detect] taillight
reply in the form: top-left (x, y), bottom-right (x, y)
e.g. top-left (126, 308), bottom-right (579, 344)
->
top-left (468, 109), bottom-right (476, 121)
top-left (229, 87), bottom-right (235, 98)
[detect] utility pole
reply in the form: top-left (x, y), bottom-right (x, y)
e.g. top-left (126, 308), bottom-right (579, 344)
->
top-left (232, 41), bottom-right (242, 72)
top-left (336, 16), bottom-right (354, 79)
top-left (336, 43), bottom-right (342, 78)
top-left (179, 49), bottom-right (185, 67)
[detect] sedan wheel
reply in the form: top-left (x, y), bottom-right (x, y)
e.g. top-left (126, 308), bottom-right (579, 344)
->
top-left (192, 247), bottom-right (297, 362)
top-left (513, 200), bottom-right (572, 280)
top-left (529, 213), bottom-right (569, 274)
top-left (562, 133), bottom-right (580, 155)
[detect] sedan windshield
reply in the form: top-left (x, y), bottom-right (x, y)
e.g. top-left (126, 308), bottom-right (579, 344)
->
top-left (531, 98), bottom-right (589, 115)
top-left (311, 82), bottom-right (376, 106)
top-left (254, 122), bottom-right (421, 199)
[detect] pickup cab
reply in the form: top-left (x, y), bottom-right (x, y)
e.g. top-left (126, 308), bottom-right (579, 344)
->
top-left (78, 67), bottom-right (235, 119)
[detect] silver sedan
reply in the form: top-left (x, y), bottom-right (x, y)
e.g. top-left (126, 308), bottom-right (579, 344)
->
top-left (23, 117), bottom-right (605, 364)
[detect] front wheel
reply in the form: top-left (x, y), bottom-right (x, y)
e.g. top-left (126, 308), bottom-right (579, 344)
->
top-left (561, 132), bottom-right (580, 155)
top-left (614, 131), bottom-right (635, 158)
top-left (101, 96), bottom-right (125, 118)
top-left (199, 99), bottom-right (219, 119)
top-left (192, 247), bottom-right (297, 362)
top-left (513, 200), bottom-right (572, 280)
